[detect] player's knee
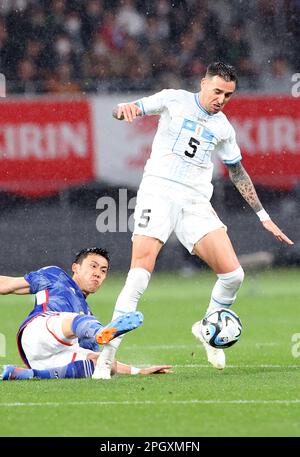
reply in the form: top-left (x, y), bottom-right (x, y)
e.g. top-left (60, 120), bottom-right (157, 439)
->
top-left (61, 316), bottom-right (76, 339)
top-left (233, 266), bottom-right (244, 289)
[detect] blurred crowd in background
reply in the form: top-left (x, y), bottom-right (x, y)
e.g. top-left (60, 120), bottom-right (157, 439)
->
top-left (0, 0), bottom-right (299, 95)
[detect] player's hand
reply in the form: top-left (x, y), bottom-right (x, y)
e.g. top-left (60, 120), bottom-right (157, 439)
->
top-left (113, 103), bottom-right (142, 122)
top-left (262, 219), bottom-right (294, 245)
top-left (139, 365), bottom-right (173, 375)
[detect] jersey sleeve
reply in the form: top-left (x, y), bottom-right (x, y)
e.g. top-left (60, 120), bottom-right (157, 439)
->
top-left (217, 124), bottom-right (242, 165)
top-left (133, 89), bottom-right (172, 116)
top-left (24, 266), bottom-right (61, 294)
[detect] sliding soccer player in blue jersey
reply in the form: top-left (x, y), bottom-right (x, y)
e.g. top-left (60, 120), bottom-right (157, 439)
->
top-left (0, 247), bottom-right (171, 380)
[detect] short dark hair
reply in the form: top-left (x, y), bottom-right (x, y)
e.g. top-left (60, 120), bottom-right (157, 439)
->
top-left (73, 247), bottom-right (110, 266)
top-left (206, 62), bottom-right (238, 85)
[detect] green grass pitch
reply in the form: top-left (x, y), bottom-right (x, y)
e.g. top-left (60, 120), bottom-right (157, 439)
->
top-left (0, 268), bottom-right (300, 437)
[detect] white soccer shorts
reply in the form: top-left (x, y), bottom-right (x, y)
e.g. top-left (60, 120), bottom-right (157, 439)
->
top-left (21, 312), bottom-right (95, 370)
top-left (133, 177), bottom-right (226, 253)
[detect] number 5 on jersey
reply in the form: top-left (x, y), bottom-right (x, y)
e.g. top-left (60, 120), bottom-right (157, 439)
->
top-left (185, 137), bottom-right (200, 158)
top-left (138, 209), bottom-right (151, 228)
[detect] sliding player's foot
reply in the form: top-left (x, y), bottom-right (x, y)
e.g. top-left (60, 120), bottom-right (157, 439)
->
top-left (1, 365), bottom-right (34, 380)
top-left (96, 311), bottom-right (144, 345)
top-left (192, 321), bottom-right (226, 370)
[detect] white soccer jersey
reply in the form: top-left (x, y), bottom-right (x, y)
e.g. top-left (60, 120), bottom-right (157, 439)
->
top-left (134, 89), bottom-right (241, 200)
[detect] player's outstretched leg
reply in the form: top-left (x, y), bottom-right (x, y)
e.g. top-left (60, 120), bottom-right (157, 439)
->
top-left (1, 360), bottom-right (95, 380)
top-left (191, 321), bottom-right (225, 370)
top-left (71, 311), bottom-right (143, 347)
top-left (95, 311), bottom-right (144, 345)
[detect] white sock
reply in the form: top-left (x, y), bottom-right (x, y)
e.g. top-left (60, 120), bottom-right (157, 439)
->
top-left (99, 268), bottom-right (151, 365)
top-left (112, 267), bottom-right (151, 319)
top-left (206, 266), bottom-right (244, 314)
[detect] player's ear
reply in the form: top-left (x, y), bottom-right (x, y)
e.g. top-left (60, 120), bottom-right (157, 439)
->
top-left (200, 78), bottom-right (206, 90)
top-left (72, 262), bottom-right (80, 275)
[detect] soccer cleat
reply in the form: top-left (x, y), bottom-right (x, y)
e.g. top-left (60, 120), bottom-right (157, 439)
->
top-left (1, 365), bottom-right (34, 381)
top-left (96, 311), bottom-right (144, 345)
top-left (192, 321), bottom-right (226, 370)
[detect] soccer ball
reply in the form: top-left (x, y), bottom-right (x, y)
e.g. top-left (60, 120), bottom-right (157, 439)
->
top-left (200, 308), bottom-right (242, 349)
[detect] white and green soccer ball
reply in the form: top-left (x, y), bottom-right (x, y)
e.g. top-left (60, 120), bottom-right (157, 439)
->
top-left (201, 308), bottom-right (242, 349)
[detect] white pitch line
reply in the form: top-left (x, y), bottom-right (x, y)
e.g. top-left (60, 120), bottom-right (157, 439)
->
top-left (122, 342), bottom-right (283, 350)
top-left (123, 344), bottom-right (195, 350)
top-left (0, 364), bottom-right (299, 370)
top-left (174, 364), bottom-right (300, 369)
top-left (1, 399), bottom-right (300, 408)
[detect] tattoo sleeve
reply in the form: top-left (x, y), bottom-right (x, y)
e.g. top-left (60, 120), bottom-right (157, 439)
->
top-left (227, 162), bottom-right (263, 213)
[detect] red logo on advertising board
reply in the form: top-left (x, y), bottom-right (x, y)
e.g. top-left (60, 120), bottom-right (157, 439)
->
top-left (0, 99), bottom-right (94, 197)
top-left (224, 96), bottom-right (300, 190)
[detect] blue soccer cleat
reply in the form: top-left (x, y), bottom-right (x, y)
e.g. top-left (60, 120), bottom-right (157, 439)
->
top-left (96, 311), bottom-right (144, 345)
top-left (1, 365), bottom-right (34, 381)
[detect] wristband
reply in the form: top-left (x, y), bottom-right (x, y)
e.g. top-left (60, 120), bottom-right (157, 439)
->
top-left (130, 366), bottom-right (141, 375)
top-left (256, 209), bottom-right (270, 222)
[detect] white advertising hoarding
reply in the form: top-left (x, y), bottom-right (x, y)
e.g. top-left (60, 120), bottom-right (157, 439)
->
top-left (92, 94), bottom-right (157, 188)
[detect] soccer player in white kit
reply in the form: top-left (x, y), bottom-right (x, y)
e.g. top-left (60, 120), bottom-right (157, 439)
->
top-left (93, 62), bottom-right (294, 379)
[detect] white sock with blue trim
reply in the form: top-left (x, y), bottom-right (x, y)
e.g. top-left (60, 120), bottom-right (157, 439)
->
top-left (206, 266), bottom-right (244, 314)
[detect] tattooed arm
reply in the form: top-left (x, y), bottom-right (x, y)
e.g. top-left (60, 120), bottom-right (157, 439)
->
top-left (227, 162), bottom-right (264, 213)
top-left (227, 161), bottom-right (294, 245)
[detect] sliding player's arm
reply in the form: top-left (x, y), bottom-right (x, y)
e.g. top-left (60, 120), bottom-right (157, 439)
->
top-left (112, 361), bottom-right (172, 375)
top-left (0, 276), bottom-right (30, 295)
top-left (227, 161), bottom-right (294, 245)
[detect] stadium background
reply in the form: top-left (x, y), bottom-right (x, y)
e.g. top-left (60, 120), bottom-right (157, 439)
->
top-left (0, 0), bottom-right (299, 275)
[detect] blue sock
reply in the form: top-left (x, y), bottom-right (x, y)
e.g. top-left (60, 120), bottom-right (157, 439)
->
top-left (71, 315), bottom-right (103, 348)
top-left (32, 360), bottom-right (94, 379)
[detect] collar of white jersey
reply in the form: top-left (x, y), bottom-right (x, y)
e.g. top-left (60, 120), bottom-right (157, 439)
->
top-left (194, 93), bottom-right (213, 118)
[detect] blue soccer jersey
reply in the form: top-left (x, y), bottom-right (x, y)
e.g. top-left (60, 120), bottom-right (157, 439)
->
top-left (17, 266), bottom-right (93, 366)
